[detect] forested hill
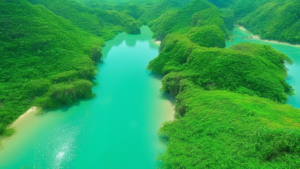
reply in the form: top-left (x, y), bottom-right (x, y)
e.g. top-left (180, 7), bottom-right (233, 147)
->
top-left (238, 0), bottom-right (300, 44)
top-left (0, 0), bottom-right (139, 136)
top-left (207, 0), bottom-right (300, 44)
top-left (29, 0), bottom-right (141, 38)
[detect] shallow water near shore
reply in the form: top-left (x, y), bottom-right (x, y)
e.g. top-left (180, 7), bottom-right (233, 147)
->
top-left (0, 26), bottom-right (174, 169)
top-left (226, 26), bottom-right (300, 108)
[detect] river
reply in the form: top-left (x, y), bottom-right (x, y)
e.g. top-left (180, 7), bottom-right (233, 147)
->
top-left (1, 26), bottom-right (300, 169)
top-left (0, 26), bottom-right (174, 169)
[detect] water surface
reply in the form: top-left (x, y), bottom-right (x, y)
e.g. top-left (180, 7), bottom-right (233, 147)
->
top-left (226, 27), bottom-right (300, 108)
top-left (0, 26), bottom-right (174, 169)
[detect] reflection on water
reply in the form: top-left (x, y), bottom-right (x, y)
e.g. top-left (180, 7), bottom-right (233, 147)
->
top-left (0, 26), bottom-right (174, 169)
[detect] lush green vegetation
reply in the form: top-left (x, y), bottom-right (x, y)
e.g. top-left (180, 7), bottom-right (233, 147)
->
top-left (146, 0), bottom-right (231, 44)
top-left (238, 0), bottom-right (300, 44)
top-left (148, 35), bottom-right (293, 103)
top-left (0, 0), bottom-right (139, 136)
top-left (29, 0), bottom-right (141, 39)
top-left (2, 0), bottom-right (300, 167)
top-left (205, 0), bottom-right (300, 44)
top-left (140, 0), bottom-right (300, 167)
top-left (160, 81), bottom-right (300, 168)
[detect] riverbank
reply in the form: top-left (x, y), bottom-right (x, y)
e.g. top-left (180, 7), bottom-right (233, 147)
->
top-left (9, 107), bottom-right (38, 129)
top-left (0, 107), bottom-right (38, 145)
top-left (238, 26), bottom-right (300, 48)
top-left (0, 26), bottom-right (176, 169)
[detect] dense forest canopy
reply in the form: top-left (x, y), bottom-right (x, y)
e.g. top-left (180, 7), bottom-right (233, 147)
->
top-left (1, 0), bottom-right (300, 167)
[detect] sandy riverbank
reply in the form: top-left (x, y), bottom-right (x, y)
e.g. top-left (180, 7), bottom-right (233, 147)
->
top-left (238, 26), bottom-right (300, 48)
top-left (154, 40), bottom-right (161, 45)
top-left (9, 106), bottom-right (38, 129)
top-left (0, 106), bottom-right (38, 146)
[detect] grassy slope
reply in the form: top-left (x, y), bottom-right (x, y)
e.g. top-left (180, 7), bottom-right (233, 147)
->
top-left (143, 0), bottom-right (300, 167)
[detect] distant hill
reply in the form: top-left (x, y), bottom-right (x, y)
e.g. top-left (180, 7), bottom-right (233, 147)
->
top-left (238, 0), bottom-right (300, 44)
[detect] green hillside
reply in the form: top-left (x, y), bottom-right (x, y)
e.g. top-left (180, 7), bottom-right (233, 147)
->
top-left (1, 0), bottom-right (300, 167)
top-left (0, 0), bottom-right (139, 136)
top-left (238, 0), bottom-right (300, 44)
top-left (29, 0), bottom-right (141, 39)
top-left (160, 82), bottom-right (300, 168)
top-left (142, 0), bottom-right (300, 167)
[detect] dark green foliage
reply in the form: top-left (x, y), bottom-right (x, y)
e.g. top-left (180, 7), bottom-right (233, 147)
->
top-left (23, 79), bottom-right (51, 97)
top-left (48, 80), bottom-right (92, 105)
top-left (220, 8), bottom-right (235, 30)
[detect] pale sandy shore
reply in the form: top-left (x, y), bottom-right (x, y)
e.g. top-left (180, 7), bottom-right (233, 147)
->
top-left (9, 106), bottom-right (38, 129)
top-left (0, 106), bottom-right (38, 145)
top-left (238, 26), bottom-right (300, 48)
top-left (154, 40), bottom-right (161, 45)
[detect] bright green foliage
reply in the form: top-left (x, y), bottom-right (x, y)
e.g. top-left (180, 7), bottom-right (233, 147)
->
top-left (238, 0), bottom-right (300, 44)
top-left (44, 80), bottom-right (93, 106)
top-left (148, 34), bottom-right (197, 74)
top-left (29, 0), bottom-right (141, 39)
top-left (50, 70), bottom-right (80, 84)
top-left (0, 0), bottom-right (140, 135)
top-left (139, 0), bottom-right (193, 23)
top-left (144, 0), bottom-right (232, 46)
top-left (145, 1), bottom-right (299, 167)
top-left (188, 25), bottom-right (226, 48)
top-left (149, 34), bottom-right (292, 103)
top-left (0, 0), bottom-right (103, 135)
top-left (231, 0), bottom-right (277, 19)
top-left (159, 82), bottom-right (300, 168)
top-left (149, 0), bottom-right (219, 40)
top-left (1, 0), bottom-right (300, 167)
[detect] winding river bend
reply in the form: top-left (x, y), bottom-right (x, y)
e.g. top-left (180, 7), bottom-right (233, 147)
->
top-left (1, 26), bottom-right (300, 169)
top-left (0, 26), bottom-right (174, 169)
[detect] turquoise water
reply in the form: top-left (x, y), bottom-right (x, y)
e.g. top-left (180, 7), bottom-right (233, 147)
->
top-left (0, 26), bottom-right (174, 169)
top-left (226, 27), bottom-right (300, 108)
top-left (1, 26), bottom-right (300, 169)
